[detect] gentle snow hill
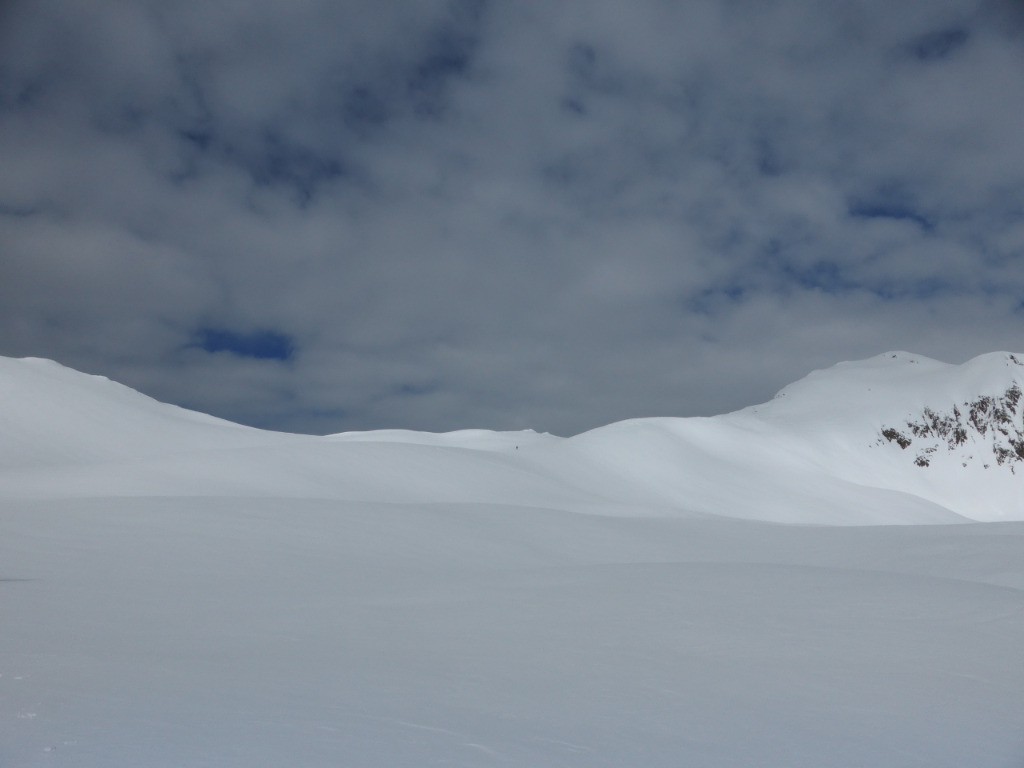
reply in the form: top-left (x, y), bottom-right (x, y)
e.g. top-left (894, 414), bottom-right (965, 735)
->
top-left (0, 357), bottom-right (286, 468)
top-left (0, 352), bottom-right (1021, 523)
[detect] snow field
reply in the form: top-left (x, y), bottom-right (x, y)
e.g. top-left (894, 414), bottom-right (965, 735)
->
top-left (2, 352), bottom-right (1023, 765)
top-left (2, 498), bottom-right (1023, 767)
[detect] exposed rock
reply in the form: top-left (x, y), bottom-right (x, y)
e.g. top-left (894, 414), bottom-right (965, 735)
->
top-left (880, 384), bottom-right (1024, 468)
top-left (881, 427), bottom-right (911, 449)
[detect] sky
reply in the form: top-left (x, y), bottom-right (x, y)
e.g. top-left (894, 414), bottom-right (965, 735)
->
top-left (1, 0), bottom-right (1024, 435)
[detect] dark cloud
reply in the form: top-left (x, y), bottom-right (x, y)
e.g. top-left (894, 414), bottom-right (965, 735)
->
top-left (1, 0), bottom-right (1023, 434)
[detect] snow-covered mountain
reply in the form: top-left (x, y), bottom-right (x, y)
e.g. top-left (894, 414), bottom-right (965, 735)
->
top-left (1, 351), bottom-right (1021, 522)
top-left (4, 352), bottom-right (1024, 768)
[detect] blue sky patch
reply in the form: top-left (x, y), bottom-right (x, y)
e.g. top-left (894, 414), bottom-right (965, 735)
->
top-left (193, 328), bottom-right (296, 361)
top-left (849, 201), bottom-right (933, 231)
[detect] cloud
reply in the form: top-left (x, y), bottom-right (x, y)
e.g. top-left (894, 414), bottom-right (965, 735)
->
top-left (1, 0), bottom-right (1023, 434)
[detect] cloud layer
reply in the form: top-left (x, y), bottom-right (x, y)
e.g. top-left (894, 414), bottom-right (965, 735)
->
top-left (2, 0), bottom-right (1023, 434)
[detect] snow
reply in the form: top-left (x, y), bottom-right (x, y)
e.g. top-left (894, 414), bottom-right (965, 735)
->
top-left (1, 353), bottom-right (1023, 766)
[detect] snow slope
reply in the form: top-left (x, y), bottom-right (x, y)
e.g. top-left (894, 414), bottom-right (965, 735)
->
top-left (2, 352), bottom-right (1021, 522)
top-left (2, 353), bottom-right (1024, 766)
top-left (733, 351), bottom-right (1024, 520)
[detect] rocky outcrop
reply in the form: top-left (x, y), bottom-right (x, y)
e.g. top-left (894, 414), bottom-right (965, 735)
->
top-left (880, 382), bottom-right (1024, 470)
